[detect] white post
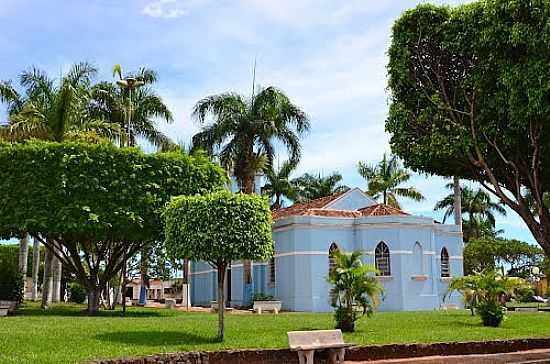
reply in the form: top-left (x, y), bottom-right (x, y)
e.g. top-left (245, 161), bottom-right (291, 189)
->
top-left (31, 237), bottom-right (41, 301)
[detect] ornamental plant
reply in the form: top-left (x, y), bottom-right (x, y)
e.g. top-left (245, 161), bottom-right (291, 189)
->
top-left (446, 270), bottom-right (530, 327)
top-left (328, 249), bottom-right (383, 332)
top-left (0, 141), bottom-right (226, 314)
top-left (164, 191), bottom-right (273, 341)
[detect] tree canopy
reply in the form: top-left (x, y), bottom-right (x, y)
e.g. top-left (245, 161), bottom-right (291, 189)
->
top-left (291, 172), bottom-right (349, 202)
top-left (164, 190), bottom-right (273, 340)
top-left (0, 141), bottom-right (226, 313)
top-left (387, 0), bottom-right (550, 253)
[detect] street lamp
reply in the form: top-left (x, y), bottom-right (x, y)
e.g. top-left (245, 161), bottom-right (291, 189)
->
top-left (116, 77), bottom-right (144, 147)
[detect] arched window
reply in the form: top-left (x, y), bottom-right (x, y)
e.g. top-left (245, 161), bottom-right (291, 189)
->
top-left (413, 242), bottom-right (423, 275)
top-left (375, 242), bottom-right (391, 276)
top-left (329, 242), bottom-right (339, 272)
top-left (268, 257), bottom-right (276, 286)
top-left (441, 248), bottom-right (450, 278)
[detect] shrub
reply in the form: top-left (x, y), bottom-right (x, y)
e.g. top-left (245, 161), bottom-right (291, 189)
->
top-left (0, 264), bottom-right (24, 303)
top-left (68, 283), bottom-right (87, 304)
top-left (478, 303), bottom-right (506, 327)
top-left (327, 249), bottom-right (383, 332)
top-left (253, 293), bottom-right (275, 301)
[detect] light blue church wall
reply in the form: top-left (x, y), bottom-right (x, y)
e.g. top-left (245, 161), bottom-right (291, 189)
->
top-left (190, 188), bottom-right (464, 312)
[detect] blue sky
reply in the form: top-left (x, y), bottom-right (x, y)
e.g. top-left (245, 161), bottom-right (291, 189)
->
top-left (0, 0), bottom-right (534, 243)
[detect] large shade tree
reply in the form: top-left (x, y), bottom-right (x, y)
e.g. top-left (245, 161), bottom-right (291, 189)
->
top-left (192, 86), bottom-right (310, 194)
top-left (0, 142), bottom-right (226, 314)
top-left (357, 154), bottom-right (424, 209)
top-left (164, 191), bottom-right (273, 341)
top-left (387, 1), bottom-right (550, 254)
top-left (291, 172), bottom-right (349, 203)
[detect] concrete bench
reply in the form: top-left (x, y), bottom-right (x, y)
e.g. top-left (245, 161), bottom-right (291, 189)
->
top-left (253, 300), bottom-right (281, 314)
top-left (288, 329), bottom-right (351, 364)
top-left (165, 299), bottom-right (177, 309)
top-left (0, 306), bottom-right (10, 317)
top-left (516, 307), bottom-right (538, 312)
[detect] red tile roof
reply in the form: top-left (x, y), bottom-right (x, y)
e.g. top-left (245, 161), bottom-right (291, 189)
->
top-left (272, 191), bottom-right (409, 220)
top-left (358, 204), bottom-right (409, 217)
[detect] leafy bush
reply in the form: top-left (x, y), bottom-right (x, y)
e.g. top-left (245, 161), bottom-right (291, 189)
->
top-left (253, 293), bottom-right (275, 301)
top-left (515, 287), bottom-right (536, 303)
top-left (68, 283), bottom-right (87, 304)
top-left (327, 249), bottom-right (383, 332)
top-left (447, 270), bottom-right (529, 327)
top-left (0, 264), bottom-right (24, 303)
top-left (478, 303), bottom-right (506, 327)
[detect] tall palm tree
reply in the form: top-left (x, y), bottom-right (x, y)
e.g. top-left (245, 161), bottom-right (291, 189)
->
top-left (357, 154), bottom-right (424, 209)
top-left (0, 62), bottom-right (118, 143)
top-left (262, 159), bottom-right (297, 210)
top-left (192, 86), bottom-right (310, 194)
top-left (435, 184), bottom-right (507, 226)
top-left (291, 172), bottom-right (349, 202)
top-left (88, 64), bottom-right (174, 149)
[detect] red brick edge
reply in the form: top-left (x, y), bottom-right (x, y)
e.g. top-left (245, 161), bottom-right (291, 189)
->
top-left (88, 337), bottom-right (550, 364)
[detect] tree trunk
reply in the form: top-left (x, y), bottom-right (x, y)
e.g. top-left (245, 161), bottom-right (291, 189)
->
top-left (31, 237), bottom-right (40, 301)
top-left (217, 263), bottom-right (227, 341)
top-left (41, 247), bottom-right (53, 309)
top-left (87, 286), bottom-right (101, 315)
top-left (453, 176), bottom-right (462, 229)
top-left (51, 244), bottom-right (62, 302)
top-left (18, 234), bottom-right (29, 300)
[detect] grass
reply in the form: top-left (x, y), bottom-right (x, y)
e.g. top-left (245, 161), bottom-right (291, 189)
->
top-left (3, 303), bottom-right (550, 364)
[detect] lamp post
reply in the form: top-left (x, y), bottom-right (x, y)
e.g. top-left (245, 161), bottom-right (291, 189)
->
top-left (116, 77), bottom-right (144, 147)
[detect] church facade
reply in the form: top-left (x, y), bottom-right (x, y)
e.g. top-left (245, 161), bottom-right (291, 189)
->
top-left (190, 188), bottom-right (464, 311)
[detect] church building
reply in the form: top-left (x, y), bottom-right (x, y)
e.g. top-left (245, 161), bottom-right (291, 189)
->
top-left (190, 188), bottom-right (464, 311)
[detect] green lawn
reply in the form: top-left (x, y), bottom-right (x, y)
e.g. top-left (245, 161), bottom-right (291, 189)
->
top-left (2, 303), bottom-right (550, 364)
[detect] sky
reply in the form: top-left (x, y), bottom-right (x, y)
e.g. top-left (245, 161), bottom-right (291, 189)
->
top-left (0, 0), bottom-right (535, 243)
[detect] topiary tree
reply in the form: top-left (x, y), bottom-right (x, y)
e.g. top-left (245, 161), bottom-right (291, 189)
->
top-left (387, 1), bottom-right (550, 255)
top-left (164, 191), bottom-right (273, 341)
top-left (0, 141), bottom-right (226, 314)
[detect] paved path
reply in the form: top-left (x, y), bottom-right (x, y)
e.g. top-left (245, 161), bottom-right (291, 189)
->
top-left (349, 348), bottom-right (550, 364)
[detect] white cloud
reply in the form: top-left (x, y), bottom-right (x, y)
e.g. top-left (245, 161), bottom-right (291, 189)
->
top-left (142, 0), bottom-right (186, 19)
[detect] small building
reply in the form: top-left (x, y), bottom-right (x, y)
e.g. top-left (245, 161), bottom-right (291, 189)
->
top-left (190, 188), bottom-right (464, 311)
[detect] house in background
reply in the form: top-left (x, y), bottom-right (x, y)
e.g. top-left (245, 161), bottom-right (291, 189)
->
top-left (190, 188), bottom-right (464, 312)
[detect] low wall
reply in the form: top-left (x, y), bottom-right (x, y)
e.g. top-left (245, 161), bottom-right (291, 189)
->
top-left (88, 338), bottom-right (550, 364)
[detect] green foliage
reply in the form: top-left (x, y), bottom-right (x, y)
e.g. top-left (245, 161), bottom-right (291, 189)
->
top-left (0, 243), bottom-right (43, 278)
top-left (464, 237), bottom-right (543, 276)
top-left (291, 172), bottom-right (349, 202)
top-left (262, 159), bottom-right (297, 209)
top-left (357, 153), bottom-right (424, 208)
top-left (68, 283), bottom-right (87, 304)
top-left (0, 141), bottom-right (226, 313)
top-left (327, 249), bottom-right (383, 332)
top-left (253, 293), bottom-right (275, 301)
top-left (192, 86), bottom-right (310, 193)
top-left (447, 270), bottom-right (530, 327)
top-left (0, 263), bottom-right (24, 303)
top-left (387, 0), bottom-right (550, 251)
top-left (164, 190), bottom-right (273, 340)
top-left (165, 190), bottom-right (273, 265)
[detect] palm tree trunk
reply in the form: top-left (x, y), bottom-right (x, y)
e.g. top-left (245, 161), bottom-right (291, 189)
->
top-left (453, 176), bottom-right (462, 229)
top-left (18, 234), bottom-right (29, 300)
top-left (31, 237), bottom-right (41, 301)
top-left (383, 190), bottom-right (387, 205)
top-left (41, 247), bottom-right (54, 309)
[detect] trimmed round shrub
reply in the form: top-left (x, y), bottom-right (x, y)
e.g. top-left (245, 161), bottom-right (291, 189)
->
top-left (68, 283), bottom-right (87, 304)
top-left (478, 303), bottom-right (506, 327)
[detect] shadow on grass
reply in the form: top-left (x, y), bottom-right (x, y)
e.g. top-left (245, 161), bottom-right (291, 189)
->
top-left (96, 330), bottom-right (217, 346)
top-left (17, 304), bottom-right (164, 318)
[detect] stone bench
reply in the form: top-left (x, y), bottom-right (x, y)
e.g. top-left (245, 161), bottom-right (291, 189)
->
top-left (516, 307), bottom-right (538, 312)
top-left (288, 329), bottom-right (352, 364)
top-left (253, 300), bottom-right (281, 314)
top-left (0, 306), bottom-right (10, 317)
top-left (165, 299), bottom-right (177, 309)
